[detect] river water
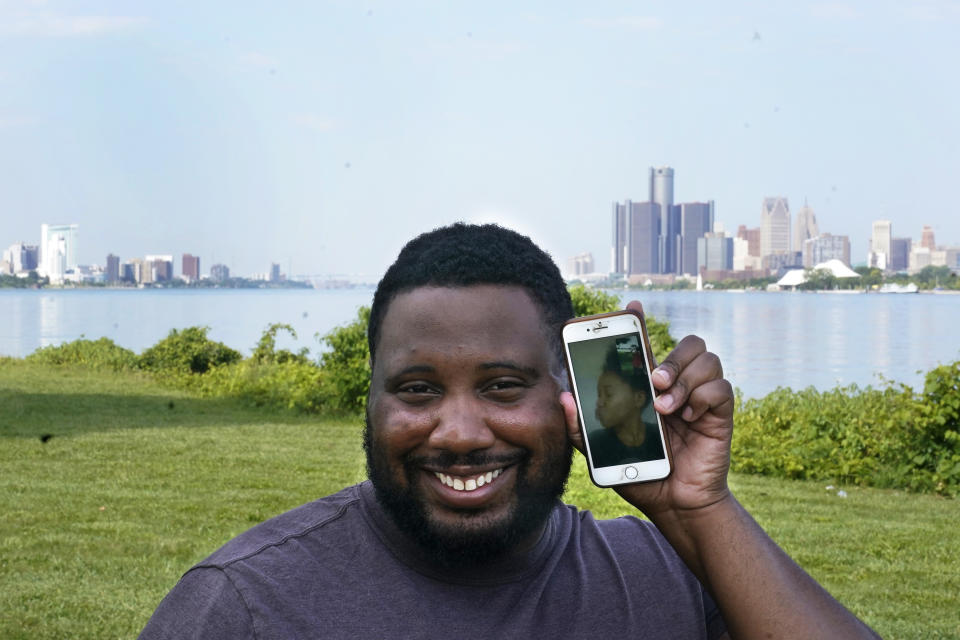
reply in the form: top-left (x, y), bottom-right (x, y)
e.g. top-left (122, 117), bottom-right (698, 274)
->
top-left (1, 288), bottom-right (957, 399)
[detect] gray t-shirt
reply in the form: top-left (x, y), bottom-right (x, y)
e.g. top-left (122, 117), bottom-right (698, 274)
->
top-left (139, 482), bottom-right (725, 639)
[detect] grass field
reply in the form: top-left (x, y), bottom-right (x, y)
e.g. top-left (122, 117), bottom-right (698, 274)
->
top-left (1, 359), bottom-right (958, 639)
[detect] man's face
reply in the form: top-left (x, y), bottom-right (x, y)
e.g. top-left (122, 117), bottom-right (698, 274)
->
top-left (365, 285), bottom-right (572, 566)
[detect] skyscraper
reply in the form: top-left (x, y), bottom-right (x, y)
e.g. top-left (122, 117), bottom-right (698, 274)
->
top-left (890, 237), bottom-right (911, 272)
top-left (4, 242), bottom-right (39, 274)
top-left (182, 253), bottom-right (200, 281)
top-left (211, 263), bottom-right (230, 282)
top-left (760, 198), bottom-right (790, 259)
top-left (611, 200), bottom-right (661, 275)
top-left (120, 262), bottom-right (136, 284)
top-left (868, 220), bottom-right (892, 270)
top-left (127, 258), bottom-right (146, 284)
top-left (611, 202), bottom-right (628, 274)
top-left (145, 255), bottom-right (174, 283)
top-left (567, 253), bottom-right (594, 276)
top-left (106, 254), bottom-right (120, 284)
top-left (921, 225), bottom-right (936, 251)
top-left (697, 233), bottom-right (733, 272)
top-left (802, 234), bottom-right (851, 268)
top-left (678, 202), bottom-right (714, 275)
top-left (627, 201), bottom-right (660, 275)
top-left (793, 201), bottom-right (819, 255)
top-left (735, 225), bottom-right (762, 271)
top-left (649, 167), bottom-right (677, 273)
top-left (39, 223), bottom-right (79, 283)
top-left (611, 167), bottom-right (715, 276)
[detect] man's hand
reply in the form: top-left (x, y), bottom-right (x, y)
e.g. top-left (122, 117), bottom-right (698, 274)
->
top-left (560, 300), bottom-right (735, 519)
top-left (560, 300), bottom-right (881, 639)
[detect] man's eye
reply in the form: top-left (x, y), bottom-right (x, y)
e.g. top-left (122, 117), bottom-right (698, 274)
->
top-left (483, 380), bottom-right (528, 398)
top-left (397, 383), bottom-right (437, 395)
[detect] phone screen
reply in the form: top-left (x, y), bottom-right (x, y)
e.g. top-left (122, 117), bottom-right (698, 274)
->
top-left (567, 331), bottom-right (666, 468)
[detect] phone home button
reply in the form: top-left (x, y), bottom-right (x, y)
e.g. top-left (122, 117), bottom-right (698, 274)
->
top-left (624, 466), bottom-right (639, 480)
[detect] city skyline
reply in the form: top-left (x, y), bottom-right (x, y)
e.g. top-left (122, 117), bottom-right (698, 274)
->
top-left (2, 1), bottom-right (958, 276)
top-left (1, 223), bottom-right (293, 284)
top-left (7, 202), bottom-right (953, 284)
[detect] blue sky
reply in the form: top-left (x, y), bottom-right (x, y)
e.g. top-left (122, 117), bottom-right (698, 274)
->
top-left (2, 0), bottom-right (958, 277)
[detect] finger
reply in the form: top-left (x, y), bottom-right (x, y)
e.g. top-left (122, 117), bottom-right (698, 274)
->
top-left (679, 378), bottom-right (735, 423)
top-left (559, 391), bottom-right (585, 453)
top-left (654, 347), bottom-right (724, 415)
top-left (651, 335), bottom-right (707, 392)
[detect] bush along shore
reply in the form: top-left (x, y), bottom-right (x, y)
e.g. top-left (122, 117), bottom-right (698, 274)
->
top-left (18, 284), bottom-right (959, 497)
top-left (732, 362), bottom-right (960, 497)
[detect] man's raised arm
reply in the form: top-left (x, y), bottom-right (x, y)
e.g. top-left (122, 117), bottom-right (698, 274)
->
top-left (560, 300), bottom-right (880, 640)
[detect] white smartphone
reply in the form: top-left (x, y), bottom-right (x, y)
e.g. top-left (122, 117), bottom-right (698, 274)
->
top-left (562, 310), bottom-right (672, 487)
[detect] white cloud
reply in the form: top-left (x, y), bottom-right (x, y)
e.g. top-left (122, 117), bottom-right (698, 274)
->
top-left (0, 9), bottom-right (145, 37)
top-left (581, 16), bottom-right (664, 32)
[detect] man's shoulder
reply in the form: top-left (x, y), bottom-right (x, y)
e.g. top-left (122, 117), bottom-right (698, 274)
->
top-left (197, 483), bottom-right (365, 570)
top-left (569, 505), bottom-right (657, 535)
top-left (563, 504), bottom-right (690, 571)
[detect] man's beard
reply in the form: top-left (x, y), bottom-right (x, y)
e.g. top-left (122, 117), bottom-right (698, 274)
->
top-left (364, 415), bottom-right (573, 569)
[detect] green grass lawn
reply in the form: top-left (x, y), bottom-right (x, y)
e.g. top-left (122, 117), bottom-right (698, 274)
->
top-left (1, 359), bottom-right (958, 639)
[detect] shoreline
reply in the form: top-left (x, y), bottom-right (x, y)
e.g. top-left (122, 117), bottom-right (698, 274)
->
top-left (4, 285), bottom-right (957, 294)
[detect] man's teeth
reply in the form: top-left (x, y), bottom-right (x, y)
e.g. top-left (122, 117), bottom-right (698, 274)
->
top-left (434, 469), bottom-right (503, 492)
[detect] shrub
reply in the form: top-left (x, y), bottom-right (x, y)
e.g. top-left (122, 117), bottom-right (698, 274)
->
top-left (26, 337), bottom-right (138, 371)
top-left (138, 327), bottom-right (242, 375)
top-left (159, 323), bottom-right (326, 413)
top-left (731, 360), bottom-right (960, 496)
top-left (567, 284), bottom-right (676, 362)
top-left (317, 306), bottom-right (371, 413)
top-left (251, 323), bottom-right (310, 365)
top-left (192, 359), bottom-right (327, 412)
top-left (568, 284), bottom-right (620, 317)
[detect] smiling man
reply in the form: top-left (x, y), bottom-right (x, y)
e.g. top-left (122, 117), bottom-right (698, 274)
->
top-left (365, 284), bottom-right (574, 568)
top-left (140, 223), bottom-right (879, 639)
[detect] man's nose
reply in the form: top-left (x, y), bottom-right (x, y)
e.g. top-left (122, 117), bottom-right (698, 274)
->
top-left (426, 394), bottom-right (496, 454)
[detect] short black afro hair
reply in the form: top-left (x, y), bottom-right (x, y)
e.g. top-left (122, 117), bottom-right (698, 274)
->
top-left (368, 222), bottom-right (574, 364)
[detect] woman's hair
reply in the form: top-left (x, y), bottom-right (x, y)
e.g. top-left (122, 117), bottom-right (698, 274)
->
top-left (603, 344), bottom-right (647, 392)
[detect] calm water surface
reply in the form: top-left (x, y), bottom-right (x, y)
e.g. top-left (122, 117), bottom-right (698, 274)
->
top-left (1, 288), bottom-right (958, 398)
top-left (0, 288), bottom-right (373, 360)
top-left (617, 290), bottom-right (960, 398)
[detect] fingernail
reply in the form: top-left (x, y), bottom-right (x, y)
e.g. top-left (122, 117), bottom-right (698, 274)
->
top-left (653, 368), bottom-right (670, 385)
top-left (682, 406), bottom-right (694, 421)
top-left (656, 392), bottom-right (674, 412)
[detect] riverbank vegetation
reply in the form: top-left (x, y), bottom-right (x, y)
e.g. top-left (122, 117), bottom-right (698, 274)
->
top-left (572, 264), bottom-right (960, 292)
top-left (0, 271), bottom-right (47, 288)
top-left (734, 362), bottom-right (960, 497)
top-left (20, 284), bottom-right (960, 497)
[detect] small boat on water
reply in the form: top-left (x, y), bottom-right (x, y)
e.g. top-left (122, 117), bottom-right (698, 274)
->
top-left (877, 282), bottom-right (919, 294)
